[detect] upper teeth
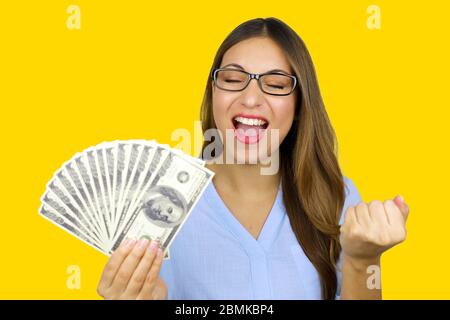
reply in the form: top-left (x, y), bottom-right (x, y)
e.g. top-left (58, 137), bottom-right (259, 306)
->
top-left (234, 116), bottom-right (267, 126)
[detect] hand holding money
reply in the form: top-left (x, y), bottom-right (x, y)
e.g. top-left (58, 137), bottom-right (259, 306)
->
top-left (97, 238), bottom-right (167, 300)
top-left (38, 139), bottom-right (214, 299)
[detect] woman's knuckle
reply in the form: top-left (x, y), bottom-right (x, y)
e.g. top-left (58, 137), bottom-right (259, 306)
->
top-left (376, 232), bottom-right (391, 246)
top-left (116, 270), bottom-right (130, 282)
top-left (395, 228), bottom-right (407, 242)
top-left (130, 250), bottom-right (142, 260)
top-left (132, 274), bottom-right (146, 285)
top-left (146, 273), bottom-right (157, 286)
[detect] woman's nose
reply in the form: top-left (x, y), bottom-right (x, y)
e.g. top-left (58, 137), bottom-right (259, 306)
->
top-left (240, 78), bottom-right (265, 108)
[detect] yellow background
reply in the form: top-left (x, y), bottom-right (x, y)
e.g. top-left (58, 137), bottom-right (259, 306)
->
top-left (0, 0), bottom-right (448, 299)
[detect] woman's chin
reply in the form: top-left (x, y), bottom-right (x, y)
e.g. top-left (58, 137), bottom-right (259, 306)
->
top-left (230, 148), bottom-right (274, 166)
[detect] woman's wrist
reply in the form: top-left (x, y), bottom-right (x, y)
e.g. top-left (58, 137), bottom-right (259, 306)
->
top-left (342, 253), bottom-right (381, 273)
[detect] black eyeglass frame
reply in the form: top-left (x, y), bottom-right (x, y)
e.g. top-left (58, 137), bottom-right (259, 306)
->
top-left (211, 67), bottom-right (298, 96)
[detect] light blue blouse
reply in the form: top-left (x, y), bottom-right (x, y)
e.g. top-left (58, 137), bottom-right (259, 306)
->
top-left (159, 176), bottom-right (362, 300)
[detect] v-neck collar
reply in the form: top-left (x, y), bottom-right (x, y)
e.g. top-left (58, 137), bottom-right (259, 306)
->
top-left (204, 178), bottom-right (286, 255)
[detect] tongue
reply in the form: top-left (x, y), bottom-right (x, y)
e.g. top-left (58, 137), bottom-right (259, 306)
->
top-left (235, 123), bottom-right (264, 137)
top-left (235, 123), bottom-right (265, 136)
top-left (234, 122), bottom-right (267, 143)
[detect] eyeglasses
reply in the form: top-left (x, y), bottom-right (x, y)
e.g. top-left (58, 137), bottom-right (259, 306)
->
top-left (212, 68), bottom-right (297, 96)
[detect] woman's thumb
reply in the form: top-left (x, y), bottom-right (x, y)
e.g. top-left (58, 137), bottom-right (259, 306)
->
top-left (393, 195), bottom-right (410, 221)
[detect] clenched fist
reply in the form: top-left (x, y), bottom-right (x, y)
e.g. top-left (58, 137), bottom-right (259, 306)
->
top-left (340, 195), bottom-right (410, 262)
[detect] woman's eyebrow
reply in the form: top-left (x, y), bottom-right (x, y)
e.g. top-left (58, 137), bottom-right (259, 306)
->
top-left (221, 63), bottom-right (290, 74)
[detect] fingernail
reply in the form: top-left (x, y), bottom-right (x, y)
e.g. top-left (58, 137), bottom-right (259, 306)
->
top-left (149, 240), bottom-right (158, 252)
top-left (398, 195), bottom-right (405, 203)
top-left (123, 238), bottom-right (136, 248)
top-left (157, 248), bottom-right (163, 258)
top-left (137, 238), bottom-right (149, 248)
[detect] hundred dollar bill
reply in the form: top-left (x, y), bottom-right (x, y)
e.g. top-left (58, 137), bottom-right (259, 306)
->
top-left (46, 177), bottom-right (104, 247)
top-left (86, 148), bottom-right (112, 233)
top-left (74, 152), bottom-right (111, 243)
top-left (111, 144), bottom-right (168, 244)
top-left (39, 140), bottom-right (204, 261)
top-left (112, 142), bottom-right (155, 240)
top-left (112, 143), bottom-right (129, 234)
top-left (113, 143), bottom-right (143, 239)
top-left (94, 144), bottom-right (114, 228)
top-left (55, 166), bottom-right (106, 247)
top-left (111, 151), bottom-right (214, 254)
top-left (64, 156), bottom-right (109, 242)
top-left (39, 203), bottom-right (105, 254)
top-left (41, 190), bottom-right (103, 247)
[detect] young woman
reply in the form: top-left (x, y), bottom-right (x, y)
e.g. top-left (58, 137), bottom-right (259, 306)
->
top-left (96, 17), bottom-right (410, 300)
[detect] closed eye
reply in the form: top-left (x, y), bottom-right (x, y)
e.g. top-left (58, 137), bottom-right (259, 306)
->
top-left (225, 79), bottom-right (243, 83)
top-left (268, 85), bottom-right (284, 89)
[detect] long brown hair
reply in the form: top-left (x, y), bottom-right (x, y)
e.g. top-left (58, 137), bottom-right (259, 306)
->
top-left (200, 17), bottom-right (346, 300)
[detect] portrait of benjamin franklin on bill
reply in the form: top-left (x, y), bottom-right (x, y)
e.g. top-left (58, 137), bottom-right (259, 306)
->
top-left (139, 185), bottom-right (187, 228)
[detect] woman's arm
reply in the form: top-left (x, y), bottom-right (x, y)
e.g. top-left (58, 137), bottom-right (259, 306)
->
top-left (340, 255), bottom-right (381, 300)
top-left (339, 196), bottom-right (409, 300)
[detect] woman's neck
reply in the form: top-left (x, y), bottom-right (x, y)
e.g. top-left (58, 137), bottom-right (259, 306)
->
top-left (206, 162), bottom-right (280, 197)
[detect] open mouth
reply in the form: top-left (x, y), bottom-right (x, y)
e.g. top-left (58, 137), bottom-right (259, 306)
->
top-left (231, 114), bottom-right (269, 144)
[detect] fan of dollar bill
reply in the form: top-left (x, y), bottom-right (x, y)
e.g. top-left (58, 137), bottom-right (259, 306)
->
top-left (39, 140), bottom-right (214, 258)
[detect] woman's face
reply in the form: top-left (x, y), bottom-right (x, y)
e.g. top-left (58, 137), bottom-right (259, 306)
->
top-left (212, 36), bottom-right (297, 165)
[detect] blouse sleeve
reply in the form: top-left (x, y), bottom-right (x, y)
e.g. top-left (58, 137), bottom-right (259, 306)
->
top-left (335, 176), bottom-right (363, 300)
